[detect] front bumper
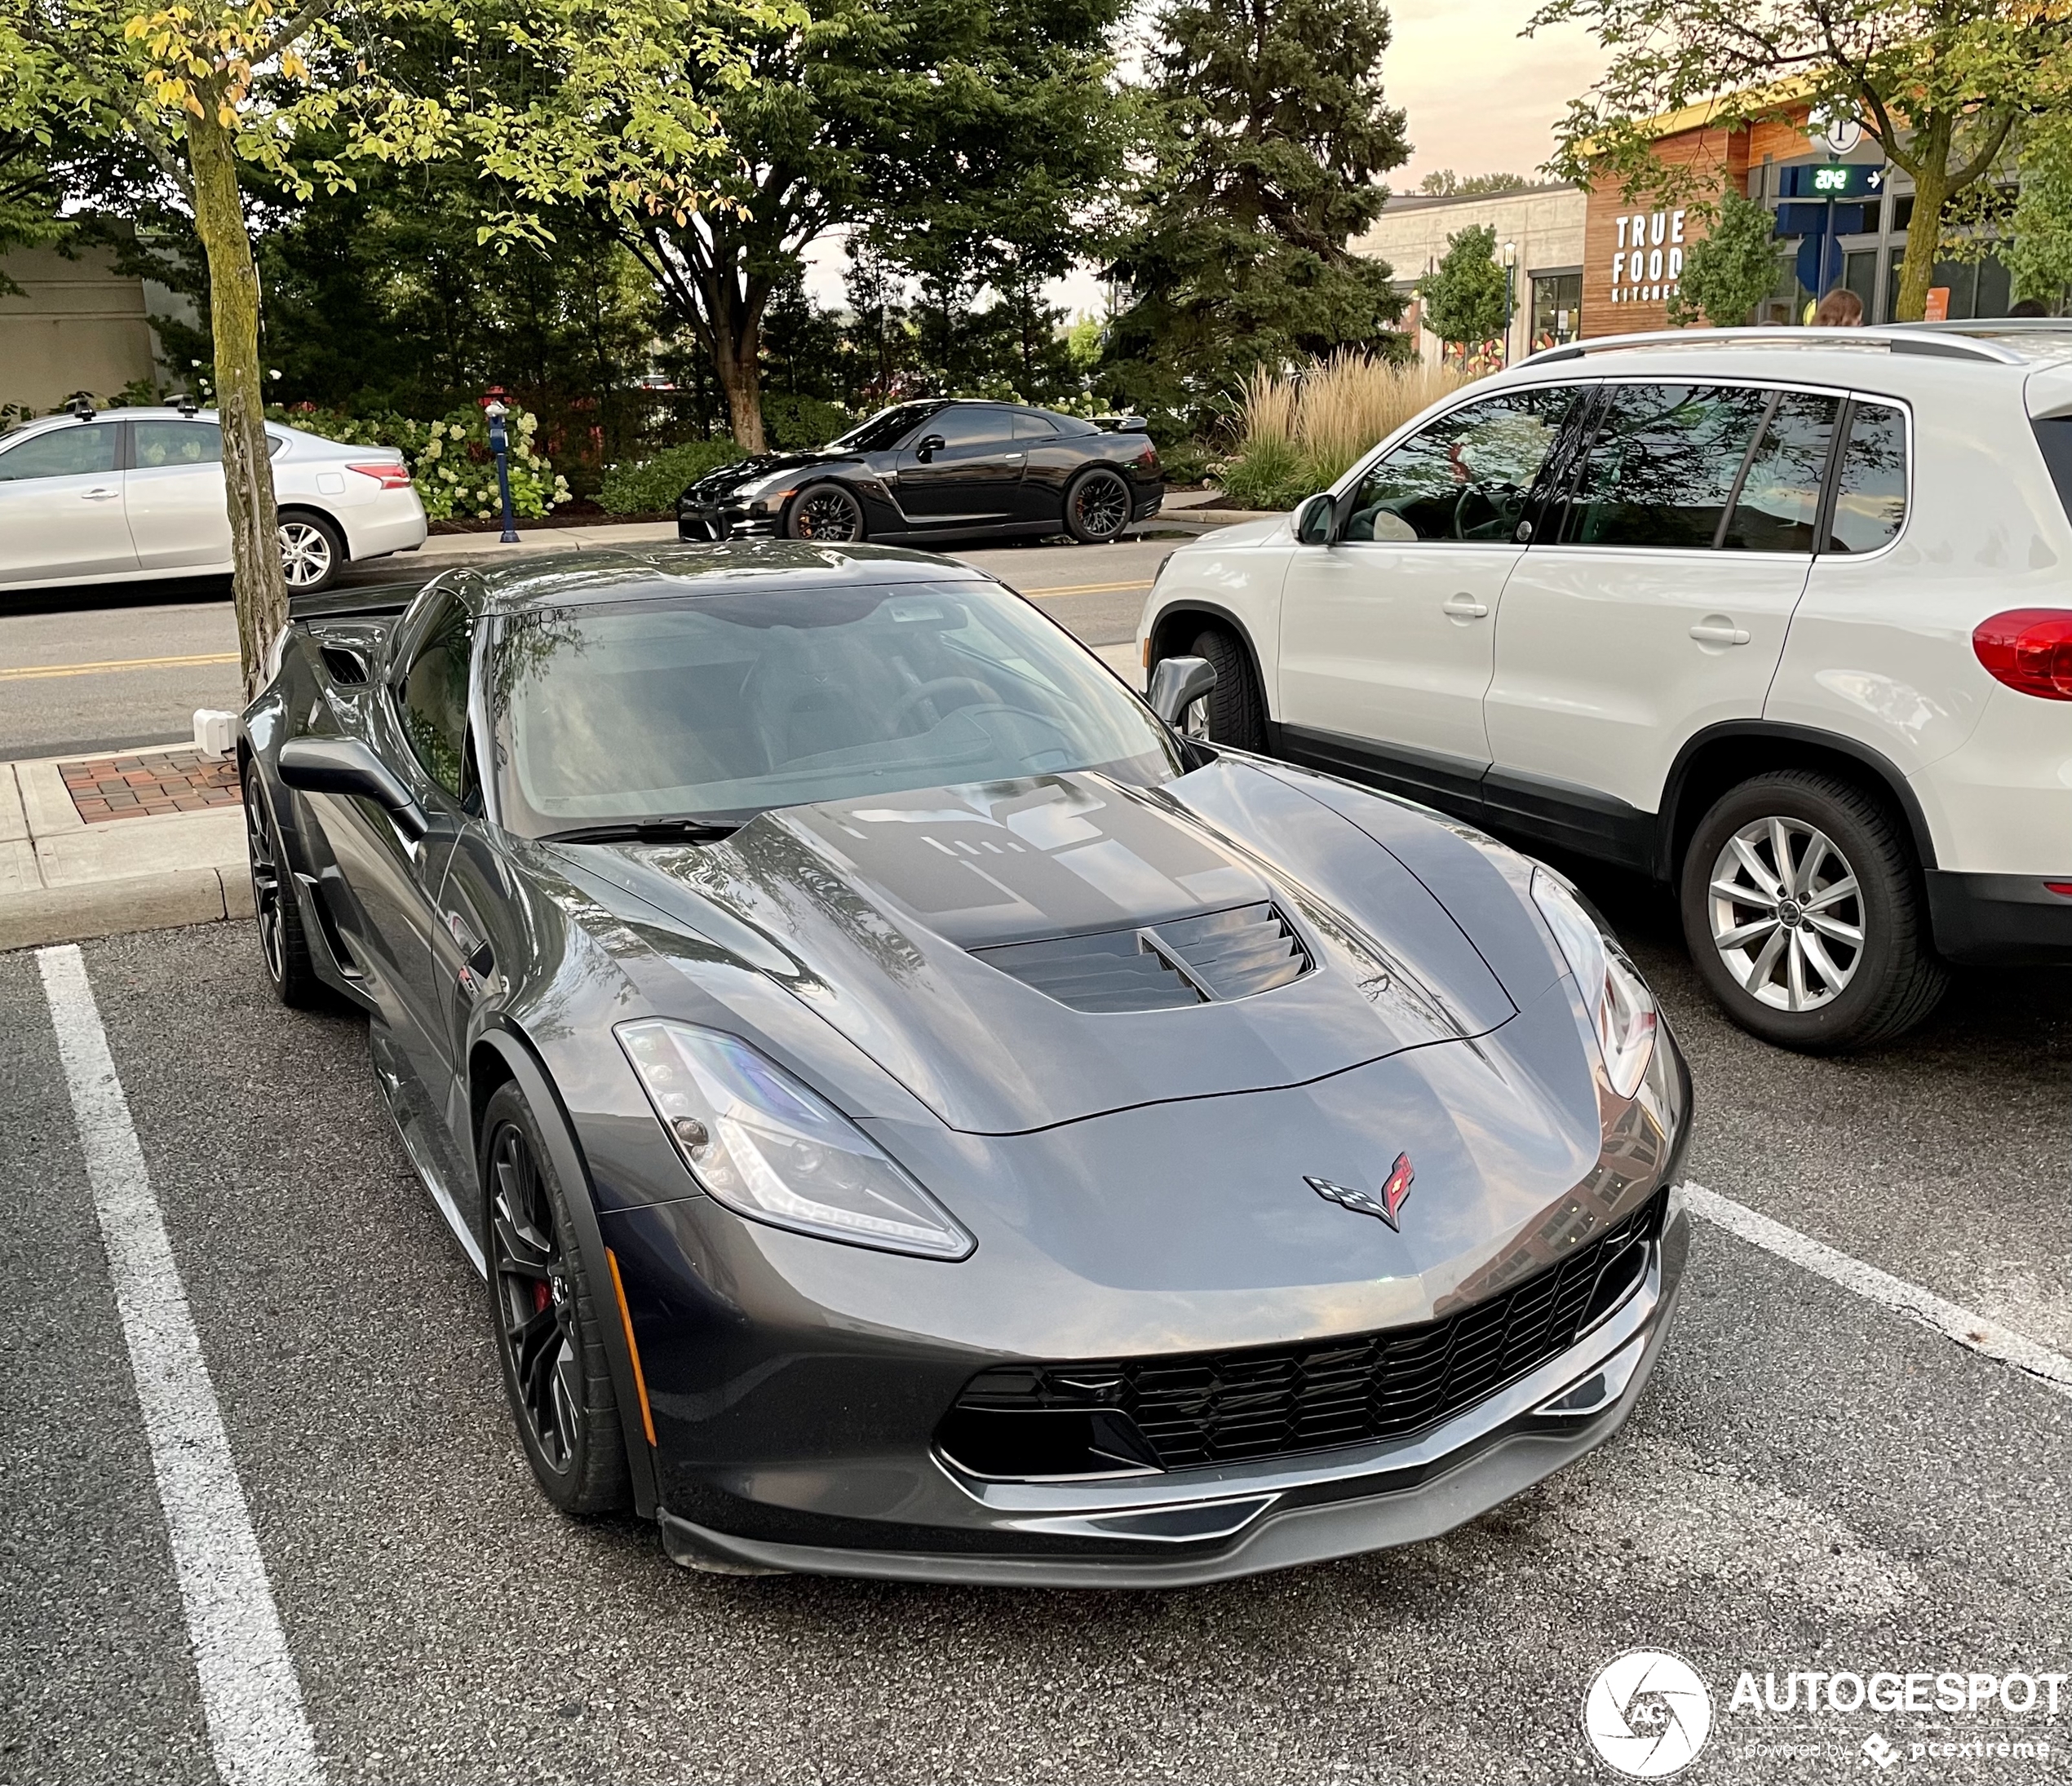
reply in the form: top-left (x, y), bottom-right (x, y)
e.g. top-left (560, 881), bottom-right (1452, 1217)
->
top-left (678, 499), bottom-right (772, 542)
top-left (649, 1188), bottom-right (1689, 1587)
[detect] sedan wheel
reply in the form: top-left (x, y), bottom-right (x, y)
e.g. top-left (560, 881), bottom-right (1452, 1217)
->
top-left (1680, 770), bottom-right (1947, 1052)
top-left (1065, 467), bottom-right (1131, 544)
top-left (481, 1085), bottom-right (630, 1516)
top-left (277, 514), bottom-right (343, 592)
top-left (786, 484), bottom-right (866, 542)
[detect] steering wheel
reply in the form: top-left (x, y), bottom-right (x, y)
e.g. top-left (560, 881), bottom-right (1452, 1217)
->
top-left (887, 676), bottom-right (999, 731)
top-left (1452, 480), bottom-right (1521, 541)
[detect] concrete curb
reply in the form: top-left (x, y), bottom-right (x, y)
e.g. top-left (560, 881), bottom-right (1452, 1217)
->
top-left (0, 864), bottom-right (253, 952)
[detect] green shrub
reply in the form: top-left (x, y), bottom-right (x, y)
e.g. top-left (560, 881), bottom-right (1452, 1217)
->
top-left (266, 401), bottom-right (571, 520)
top-left (597, 440), bottom-right (748, 515)
top-left (1153, 436), bottom-right (1219, 487)
top-left (762, 394), bottom-right (853, 449)
top-left (1217, 437), bottom-right (1321, 511)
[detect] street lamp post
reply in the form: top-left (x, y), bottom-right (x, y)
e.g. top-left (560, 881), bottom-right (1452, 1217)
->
top-left (482, 387), bottom-right (520, 545)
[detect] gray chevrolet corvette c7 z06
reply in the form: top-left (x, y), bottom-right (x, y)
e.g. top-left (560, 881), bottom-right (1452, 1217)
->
top-left (240, 541), bottom-right (1693, 1586)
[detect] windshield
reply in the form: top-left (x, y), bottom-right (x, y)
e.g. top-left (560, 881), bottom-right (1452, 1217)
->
top-left (488, 581), bottom-right (1183, 836)
top-left (830, 402), bottom-right (946, 453)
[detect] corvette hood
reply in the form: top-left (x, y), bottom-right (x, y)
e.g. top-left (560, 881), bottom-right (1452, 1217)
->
top-left (571, 761), bottom-right (1521, 1135)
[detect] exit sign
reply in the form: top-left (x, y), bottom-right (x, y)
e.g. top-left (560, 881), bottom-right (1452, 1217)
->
top-left (1778, 162), bottom-right (1885, 200)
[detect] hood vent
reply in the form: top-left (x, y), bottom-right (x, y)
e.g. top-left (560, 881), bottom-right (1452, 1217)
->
top-left (976, 902), bottom-right (1310, 1014)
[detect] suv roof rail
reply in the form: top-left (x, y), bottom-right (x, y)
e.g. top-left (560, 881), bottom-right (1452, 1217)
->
top-left (1518, 324), bottom-right (2027, 369)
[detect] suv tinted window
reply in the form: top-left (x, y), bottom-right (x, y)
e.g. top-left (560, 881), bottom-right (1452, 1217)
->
top-left (397, 594), bottom-right (476, 798)
top-left (1720, 391), bottom-right (1838, 553)
top-left (1826, 400), bottom-right (1907, 553)
top-left (0, 424), bottom-right (117, 480)
top-left (132, 421), bottom-right (224, 467)
top-left (1564, 384), bottom-right (1772, 549)
top-left (1341, 387), bottom-right (1576, 543)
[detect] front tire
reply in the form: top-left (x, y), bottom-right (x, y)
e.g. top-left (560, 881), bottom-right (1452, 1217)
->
top-left (786, 483), bottom-right (866, 542)
top-left (1163, 626), bottom-right (1268, 751)
top-left (1065, 466), bottom-right (1131, 543)
top-left (480, 1084), bottom-right (631, 1517)
top-left (244, 771), bottom-right (324, 1008)
top-left (1680, 770), bottom-right (1947, 1051)
top-left (278, 511), bottom-right (344, 593)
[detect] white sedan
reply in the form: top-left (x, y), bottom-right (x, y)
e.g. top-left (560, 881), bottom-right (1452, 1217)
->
top-left (0, 404), bottom-right (427, 595)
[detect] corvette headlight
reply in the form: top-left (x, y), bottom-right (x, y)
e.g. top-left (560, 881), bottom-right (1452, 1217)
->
top-left (1530, 868), bottom-right (1658, 1100)
top-left (616, 1020), bottom-right (975, 1261)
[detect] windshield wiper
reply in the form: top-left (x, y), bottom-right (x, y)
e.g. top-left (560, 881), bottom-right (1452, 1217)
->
top-left (537, 817), bottom-right (741, 845)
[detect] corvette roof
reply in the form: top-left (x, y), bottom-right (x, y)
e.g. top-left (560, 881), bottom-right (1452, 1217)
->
top-left (472, 541), bottom-right (994, 612)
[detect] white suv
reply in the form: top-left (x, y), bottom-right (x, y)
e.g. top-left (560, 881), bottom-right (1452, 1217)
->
top-left (1140, 322), bottom-right (2072, 1050)
top-left (0, 404), bottom-right (427, 595)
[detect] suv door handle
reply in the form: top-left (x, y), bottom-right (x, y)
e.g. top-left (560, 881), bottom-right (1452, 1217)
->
top-left (1442, 594), bottom-right (1490, 620)
top-left (1689, 618), bottom-right (1751, 645)
top-left (81, 487), bottom-right (120, 502)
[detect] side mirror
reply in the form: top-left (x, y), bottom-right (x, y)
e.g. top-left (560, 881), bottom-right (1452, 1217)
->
top-left (915, 433), bottom-right (947, 462)
top-left (278, 736), bottom-right (428, 842)
top-left (1147, 654), bottom-right (1218, 727)
top-left (1295, 491), bottom-right (1338, 546)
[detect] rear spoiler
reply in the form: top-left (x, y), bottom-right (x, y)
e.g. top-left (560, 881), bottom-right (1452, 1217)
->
top-left (1091, 413), bottom-right (1150, 433)
top-left (288, 581), bottom-right (418, 624)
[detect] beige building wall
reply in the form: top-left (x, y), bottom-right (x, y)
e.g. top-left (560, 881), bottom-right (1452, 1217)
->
top-left (0, 244), bottom-right (161, 413)
top-left (1355, 184), bottom-right (1588, 367)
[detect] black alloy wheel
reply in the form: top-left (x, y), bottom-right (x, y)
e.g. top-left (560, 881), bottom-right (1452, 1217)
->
top-left (481, 1084), bottom-right (630, 1516)
top-left (243, 772), bottom-right (323, 1007)
top-left (1065, 467), bottom-right (1131, 544)
top-left (786, 483), bottom-right (866, 542)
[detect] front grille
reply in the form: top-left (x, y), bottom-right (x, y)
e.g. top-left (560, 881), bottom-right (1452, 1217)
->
top-left (974, 901), bottom-right (1311, 1014)
top-left (942, 1189), bottom-right (1664, 1476)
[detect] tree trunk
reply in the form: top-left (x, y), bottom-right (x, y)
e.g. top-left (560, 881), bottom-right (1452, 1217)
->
top-left (716, 327), bottom-right (765, 453)
top-left (187, 113), bottom-right (284, 702)
top-left (1892, 122), bottom-right (1952, 324)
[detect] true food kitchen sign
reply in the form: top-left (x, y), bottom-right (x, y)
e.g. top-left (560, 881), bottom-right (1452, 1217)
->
top-left (1609, 207), bottom-right (1687, 306)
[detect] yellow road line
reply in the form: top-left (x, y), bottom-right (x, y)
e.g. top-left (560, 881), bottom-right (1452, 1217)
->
top-left (1012, 578), bottom-right (1154, 599)
top-left (0, 651), bottom-right (240, 682)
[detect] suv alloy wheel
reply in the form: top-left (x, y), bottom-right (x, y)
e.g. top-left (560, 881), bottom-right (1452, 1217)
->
top-left (1680, 771), bottom-right (1948, 1051)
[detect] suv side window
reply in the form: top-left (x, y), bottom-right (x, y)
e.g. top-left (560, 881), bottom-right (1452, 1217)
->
top-left (0, 424), bottom-right (119, 480)
top-left (1825, 401), bottom-right (1907, 553)
top-left (1341, 386), bottom-right (1576, 543)
top-left (396, 592), bottom-right (476, 798)
top-left (1720, 391), bottom-right (1839, 553)
top-left (1562, 384), bottom-right (1773, 550)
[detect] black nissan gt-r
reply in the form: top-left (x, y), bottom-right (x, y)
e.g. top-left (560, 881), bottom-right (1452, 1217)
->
top-left (677, 400), bottom-right (1167, 547)
top-left (240, 542), bottom-right (1692, 1586)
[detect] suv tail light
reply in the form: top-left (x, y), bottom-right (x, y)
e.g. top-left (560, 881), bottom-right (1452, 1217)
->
top-left (1972, 609), bottom-right (2072, 701)
top-left (348, 462), bottom-right (414, 490)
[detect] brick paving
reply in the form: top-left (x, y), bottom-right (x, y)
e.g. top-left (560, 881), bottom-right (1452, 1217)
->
top-left (60, 749), bottom-right (242, 824)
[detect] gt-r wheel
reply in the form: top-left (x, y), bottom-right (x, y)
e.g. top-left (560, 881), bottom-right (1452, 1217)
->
top-left (1680, 770), bottom-right (1947, 1052)
top-left (244, 770), bottom-right (324, 1008)
top-left (1065, 467), bottom-right (1131, 544)
top-left (277, 511), bottom-right (344, 593)
top-left (1166, 626), bottom-right (1267, 751)
top-left (786, 484), bottom-right (866, 542)
top-left (481, 1084), bottom-right (631, 1517)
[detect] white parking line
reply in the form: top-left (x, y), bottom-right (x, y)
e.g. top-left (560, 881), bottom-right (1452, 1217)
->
top-left (1684, 1181), bottom-right (2072, 1401)
top-left (38, 945), bottom-right (325, 1786)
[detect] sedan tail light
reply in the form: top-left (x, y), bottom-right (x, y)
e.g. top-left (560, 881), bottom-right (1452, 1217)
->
top-left (1973, 608), bottom-right (2072, 701)
top-left (348, 462), bottom-right (414, 490)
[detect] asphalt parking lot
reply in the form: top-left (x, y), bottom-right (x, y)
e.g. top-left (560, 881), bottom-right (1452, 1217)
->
top-left (5, 864), bottom-right (2067, 1783)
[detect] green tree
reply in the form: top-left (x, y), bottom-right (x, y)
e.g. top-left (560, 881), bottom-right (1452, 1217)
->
top-left (1531, 0), bottom-right (2072, 321)
top-left (1103, 0), bottom-right (1411, 427)
top-left (1666, 185), bottom-right (1785, 325)
top-left (1419, 223), bottom-right (1508, 348)
top-left (1, 0), bottom-right (768, 692)
top-left (2008, 122), bottom-right (2072, 310)
top-left (604, 0), bottom-right (1127, 453)
top-left (1419, 169), bottom-right (1529, 197)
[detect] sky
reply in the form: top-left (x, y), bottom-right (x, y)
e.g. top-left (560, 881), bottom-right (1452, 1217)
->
top-left (803, 0), bottom-right (1609, 316)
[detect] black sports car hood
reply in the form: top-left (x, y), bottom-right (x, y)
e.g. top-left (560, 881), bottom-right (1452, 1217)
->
top-left (686, 449), bottom-right (863, 498)
top-left (564, 759), bottom-right (1530, 1135)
